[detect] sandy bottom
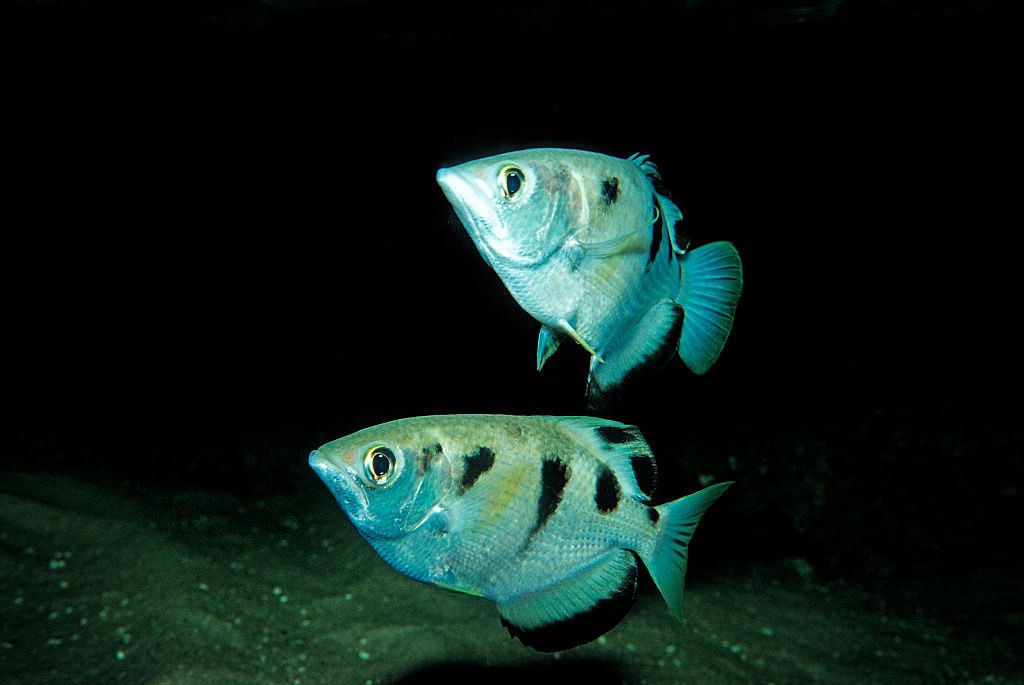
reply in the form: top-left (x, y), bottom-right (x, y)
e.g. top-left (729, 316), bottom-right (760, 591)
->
top-left (1, 471), bottom-right (1019, 685)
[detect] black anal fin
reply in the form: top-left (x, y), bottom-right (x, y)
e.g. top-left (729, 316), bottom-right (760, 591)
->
top-left (586, 298), bottom-right (684, 408)
top-left (497, 549), bottom-right (638, 652)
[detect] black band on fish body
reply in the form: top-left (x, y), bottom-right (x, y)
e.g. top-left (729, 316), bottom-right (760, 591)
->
top-left (529, 457), bottom-right (570, 541)
top-left (630, 455), bottom-right (658, 501)
top-left (459, 445), bottom-right (495, 493)
top-left (595, 465), bottom-right (621, 513)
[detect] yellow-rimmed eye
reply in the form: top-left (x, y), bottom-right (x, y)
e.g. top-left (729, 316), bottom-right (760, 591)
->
top-left (363, 446), bottom-right (396, 486)
top-left (499, 166), bottom-right (525, 199)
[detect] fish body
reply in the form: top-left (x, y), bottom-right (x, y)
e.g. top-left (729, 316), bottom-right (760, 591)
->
top-left (309, 414), bottom-right (731, 651)
top-left (436, 149), bottom-right (743, 405)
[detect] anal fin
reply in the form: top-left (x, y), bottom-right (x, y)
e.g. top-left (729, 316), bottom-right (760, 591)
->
top-left (497, 549), bottom-right (638, 652)
top-left (587, 298), bottom-right (683, 407)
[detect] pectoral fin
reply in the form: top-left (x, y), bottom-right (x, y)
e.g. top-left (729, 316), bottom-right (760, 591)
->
top-left (536, 326), bottom-right (563, 372)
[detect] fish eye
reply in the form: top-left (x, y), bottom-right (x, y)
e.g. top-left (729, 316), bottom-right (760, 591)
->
top-left (363, 445), bottom-right (397, 486)
top-left (499, 166), bottom-right (525, 199)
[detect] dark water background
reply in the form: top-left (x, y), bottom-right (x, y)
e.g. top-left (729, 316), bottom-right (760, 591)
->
top-left (2, 2), bottom-right (1021, 682)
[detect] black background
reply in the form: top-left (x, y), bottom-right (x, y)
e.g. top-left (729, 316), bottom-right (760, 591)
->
top-left (3, 0), bottom-right (1021, 585)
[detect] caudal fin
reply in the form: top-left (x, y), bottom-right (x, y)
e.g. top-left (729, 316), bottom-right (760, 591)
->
top-left (643, 481), bottom-right (732, 622)
top-left (677, 242), bottom-right (743, 375)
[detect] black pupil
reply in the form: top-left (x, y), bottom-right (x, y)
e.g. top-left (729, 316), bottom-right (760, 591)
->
top-left (372, 451), bottom-right (391, 479)
top-left (506, 169), bottom-right (522, 196)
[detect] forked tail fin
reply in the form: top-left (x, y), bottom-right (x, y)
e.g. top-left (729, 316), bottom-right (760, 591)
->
top-left (642, 481), bottom-right (733, 621)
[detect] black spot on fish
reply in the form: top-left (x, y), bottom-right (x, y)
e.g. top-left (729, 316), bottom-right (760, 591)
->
top-left (530, 457), bottom-right (569, 539)
top-left (595, 426), bottom-right (636, 445)
top-left (501, 552), bottom-right (639, 652)
top-left (647, 507), bottom-right (660, 525)
top-left (595, 465), bottom-right (621, 513)
top-left (417, 443), bottom-right (443, 475)
top-left (460, 446), bottom-right (495, 492)
top-left (646, 196), bottom-right (663, 270)
top-left (630, 455), bottom-right (658, 500)
top-left (601, 177), bottom-right (619, 205)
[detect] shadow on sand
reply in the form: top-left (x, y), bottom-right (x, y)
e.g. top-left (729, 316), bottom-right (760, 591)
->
top-left (395, 658), bottom-right (625, 685)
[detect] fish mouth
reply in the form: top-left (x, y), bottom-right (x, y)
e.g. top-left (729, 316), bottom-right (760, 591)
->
top-left (436, 167), bottom-right (531, 267)
top-left (436, 168), bottom-right (496, 250)
top-left (309, 449), bottom-right (369, 514)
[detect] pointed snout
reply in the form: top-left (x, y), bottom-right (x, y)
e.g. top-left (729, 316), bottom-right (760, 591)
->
top-left (308, 447), bottom-right (368, 513)
top-left (435, 166), bottom-right (453, 187)
top-left (435, 166), bottom-right (466, 206)
top-left (308, 449), bottom-right (329, 474)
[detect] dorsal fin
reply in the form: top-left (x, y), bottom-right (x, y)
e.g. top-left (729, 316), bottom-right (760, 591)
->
top-left (542, 416), bottom-right (657, 502)
top-left (630, 153), bottom-right (688, 255)
top-left (628, 152), bottom-right (661, 183)
top-left (654, 193), bottom-right (688, 255)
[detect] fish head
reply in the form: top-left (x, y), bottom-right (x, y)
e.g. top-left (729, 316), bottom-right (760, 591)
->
top-left (309, 430), bottom-right (453, 541)
top-left (437, 150), bottom-right (583, 268)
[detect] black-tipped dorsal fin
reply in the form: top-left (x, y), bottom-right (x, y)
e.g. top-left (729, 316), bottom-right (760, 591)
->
top-left (497, 549), bottom-right (638, 652)
top-left (654, 193), bottom-right (687, 255)
top-left (630, 153), bottom-right (688, 255)
top-left (542, 416), bottom-right (657, 502)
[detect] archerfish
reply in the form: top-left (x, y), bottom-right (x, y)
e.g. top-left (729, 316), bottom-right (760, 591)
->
top-left (436, 149), bottom-right (743, 406)
top-left (309, 414), bottom-right (732, 651)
